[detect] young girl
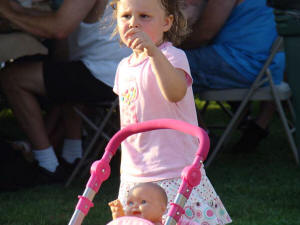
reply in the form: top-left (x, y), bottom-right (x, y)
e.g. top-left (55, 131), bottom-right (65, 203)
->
top-left (111, 0), bottom-right (232, 224)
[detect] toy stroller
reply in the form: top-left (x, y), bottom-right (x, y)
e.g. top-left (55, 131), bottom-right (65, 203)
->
top-left (68, 119), bottom-right (210, 225)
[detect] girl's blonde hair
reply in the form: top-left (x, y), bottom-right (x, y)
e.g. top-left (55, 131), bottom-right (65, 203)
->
top-left (110, 0), bottom-right (188, 46)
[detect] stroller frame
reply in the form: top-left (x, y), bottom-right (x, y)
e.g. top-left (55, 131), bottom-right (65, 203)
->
top-left (68, 119), bottom-right (210, 225)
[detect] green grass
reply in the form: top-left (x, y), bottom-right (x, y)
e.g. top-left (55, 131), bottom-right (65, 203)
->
top-left (1, 102), bottom-right (300, 225)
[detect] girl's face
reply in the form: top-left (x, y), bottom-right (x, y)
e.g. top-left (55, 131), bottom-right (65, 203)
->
top-left (125, 186), bottom-right (166, 223)
top-left (116, 0), bottom-right (173, 47)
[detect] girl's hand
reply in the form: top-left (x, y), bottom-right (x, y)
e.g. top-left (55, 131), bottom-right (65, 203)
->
top-left (124, 28), bottom-right (158, 57)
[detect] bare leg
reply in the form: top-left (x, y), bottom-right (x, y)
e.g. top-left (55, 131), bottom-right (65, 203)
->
top-left (45, 105), bottom-right (63, 135)
top-left (45, 105), bottom-right (65, 151)
top-left (0, 61), bottom-right (50, 150)
top-left (61, 104), bottom-right (83, 163)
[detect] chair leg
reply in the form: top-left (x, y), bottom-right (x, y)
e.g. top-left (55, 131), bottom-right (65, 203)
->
top-left (65, 99), bottom-right (119, 187)
top-left (79, 119), bottom-right (119, 179)
top-left (79, 136), bottom-right (109, 179)
top-left (216, 101), bottom-right (233, 118)
top-left (197, 109), bottom-right (208, 131)
top-left (267, 69), bottom-right (300, 164)
top-left (200, 101), bottom-right (210, 115)
top-left (276, 100), bottom-right (299, 164)
top-left (205, 99), bottom-right (250, 168)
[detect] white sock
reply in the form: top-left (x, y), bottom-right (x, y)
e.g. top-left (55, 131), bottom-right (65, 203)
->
top-left (61, 139), bottom-right (82, 163)
top-left (33, 146), bottom-right (59, 172)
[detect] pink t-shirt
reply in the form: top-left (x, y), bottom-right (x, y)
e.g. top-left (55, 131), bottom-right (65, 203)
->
top-left (113, 42), bottom-right (199, 183)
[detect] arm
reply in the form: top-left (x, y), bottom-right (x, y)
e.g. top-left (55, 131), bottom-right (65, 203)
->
top-left (0, 0), bottom-right (104, 39)
top-left (149, 50), bottom-right (187, 102)
top-left (181, 0), bottom-right (238, 49)
top-left (108, 199), bottom-right (125, 220)
top-left (126, 28), bottom-right (187, 102)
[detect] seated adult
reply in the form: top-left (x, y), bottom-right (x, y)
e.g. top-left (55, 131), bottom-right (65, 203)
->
top-left (0, 0), bottom-right (130, 182)
top-left (181, 0), bottom-right (285, 152)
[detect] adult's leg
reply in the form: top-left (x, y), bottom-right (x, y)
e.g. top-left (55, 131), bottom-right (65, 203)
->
top-left (44, 61), bottom-right (116, 165)
top-left (232, 101), bottom-right (273, 153)
top-left (255, 101), bottom-right (276, 130)
top-left (185, 46), bottom-right (252, 93)
top-left (44, 105), bottom-right (65, 151)
top-left (62, 104), bottom-right (82, 140)
top-left (61, 103), bottom-right (83, 164)
top-left (0, 61), bottom-right (50, 150)
top-left (0, 61), bottom-right (59, 174)
top-left (185, 46), bottom-right (252, 131)
top-left (185, 47), bottom-right (275, 151)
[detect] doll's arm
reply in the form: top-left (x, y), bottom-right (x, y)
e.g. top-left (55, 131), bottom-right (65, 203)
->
top-left (108, 199), bottom-right (125, 220)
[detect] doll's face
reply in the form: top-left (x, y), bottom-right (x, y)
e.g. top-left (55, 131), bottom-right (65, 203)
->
top-left (125, 185), bottom-right (166, 223)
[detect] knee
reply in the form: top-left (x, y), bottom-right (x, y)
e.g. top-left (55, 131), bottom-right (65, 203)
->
top-left (0, 64), bottom-right (23, 94)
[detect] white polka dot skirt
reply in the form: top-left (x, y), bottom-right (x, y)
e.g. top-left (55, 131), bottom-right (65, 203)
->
top-left (118, 167), bottom-right (232, 225)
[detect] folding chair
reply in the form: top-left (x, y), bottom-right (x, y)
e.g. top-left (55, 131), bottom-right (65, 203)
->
top-left (198, 37), bottom-right (300, 167)
top-left (65, 97), bottom-right (119, 187)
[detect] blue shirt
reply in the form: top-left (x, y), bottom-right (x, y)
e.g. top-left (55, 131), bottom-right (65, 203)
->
top-left (212, 0), bottom-right (285, 84)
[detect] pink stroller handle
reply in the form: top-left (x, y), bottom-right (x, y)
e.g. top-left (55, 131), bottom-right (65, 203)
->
top-left (105, 119), bottom-right (209, 160)
top-left (68, 119), bottom-right (210, 225)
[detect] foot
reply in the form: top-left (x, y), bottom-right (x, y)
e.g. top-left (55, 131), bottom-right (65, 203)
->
top-left (35, 164), bottom-right (69, 185)
top-left (25, 152), bottom-right (81, 185)
top-left (58, 157), bottom-right (81, 175)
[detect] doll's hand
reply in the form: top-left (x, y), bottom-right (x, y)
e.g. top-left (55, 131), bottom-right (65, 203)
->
top-left (108, 199), bottom-right (125, 219)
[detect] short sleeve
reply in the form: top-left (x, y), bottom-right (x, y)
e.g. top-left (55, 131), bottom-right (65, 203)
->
top-left (161, 43), bottom-right (193, 86)
top-left (113, 61), bottom-right (123, 95)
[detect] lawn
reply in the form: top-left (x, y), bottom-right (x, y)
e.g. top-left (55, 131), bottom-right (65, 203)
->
top-left (0, 102), bottom-right (300, 225)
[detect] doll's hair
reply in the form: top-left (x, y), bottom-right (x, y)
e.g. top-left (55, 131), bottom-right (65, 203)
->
top-left (128, 182), bottom-right (168, 206)
top-left (110, 0), bottom-right (189, 46)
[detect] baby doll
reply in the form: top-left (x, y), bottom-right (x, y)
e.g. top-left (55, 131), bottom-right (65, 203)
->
top-left (109, 182), bottom-right (167, 225)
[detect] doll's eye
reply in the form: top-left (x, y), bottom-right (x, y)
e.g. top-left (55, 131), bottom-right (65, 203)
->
top-left (127, 201), bottom-right (134, 206)
top-left (141, 200), bottom-right (147, 204)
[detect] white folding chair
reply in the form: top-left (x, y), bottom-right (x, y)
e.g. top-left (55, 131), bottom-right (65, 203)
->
top-left (198, 37), bottom-right (299, 167)
top-left (65, 97), bottom-right (119, 187)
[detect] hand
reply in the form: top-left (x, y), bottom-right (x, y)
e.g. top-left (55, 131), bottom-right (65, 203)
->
top-left (124, 28), bottom-right (158, 56)
top-left (108, 199), bottom-right (125, 220)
